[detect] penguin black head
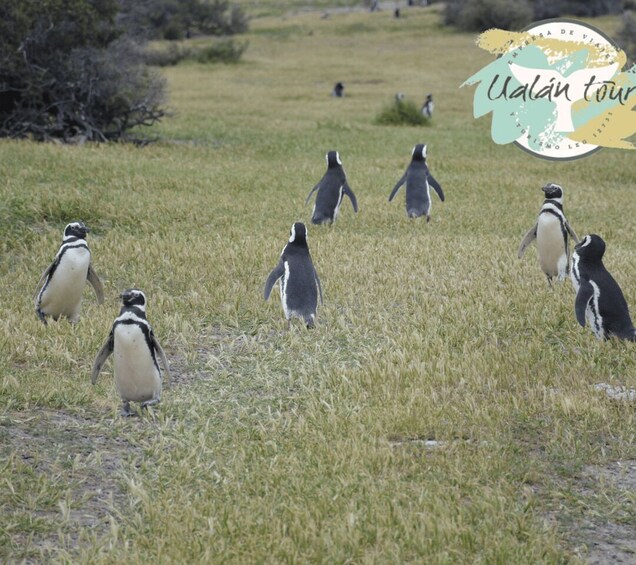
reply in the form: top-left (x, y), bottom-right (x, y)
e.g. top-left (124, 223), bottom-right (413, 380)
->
top-left (289, 222), bottom-right (308, 245)
top-left (426, 93), bottom-right (433, 101)
top-left (120, 288), bottom-right (147, 310)
top-left (542, 183), bottom-right (563, 200)
top-left (575, 234), bottom-right (606, 262)
top-left (64, 221), bottom-right (89, 239)
top-left (326, 151), bottom-right (342, 168)
top-left (411, 144), bottom-right (427, 162)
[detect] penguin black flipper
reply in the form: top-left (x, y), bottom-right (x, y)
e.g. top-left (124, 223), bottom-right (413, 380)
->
top-left (151, 332), bottom-right (172, 387)
top-left (264, 261), bottom-right (285, 300)
top-left (388, 172), bottom-right (407, 202)
top-left (91, 331), bottom-right (114, 384)
top-left (343, 182), bottom-right (358, 212)
top-left (518, 223), bottom-right (538, 259)
top-left (315, 269), bottom-right (323, 305)
top-left (428, 174), bottom-right (445, 202)
top-left (305, 182), bottom-right (322, 205)
top-left (33, 263), bottom-right (54, 300)
top-left (566, 221), bottom-right (579, 244)
top-left (87, 264), bottom-right (105, 304)
top-left (575, 280), bottom-right (594, 327)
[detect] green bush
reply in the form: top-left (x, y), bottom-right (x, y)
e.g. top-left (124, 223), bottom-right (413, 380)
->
top-left (375, 98), bottom-right (430, 126)
top-left (616, 10), bottom-right (636, 63)
top-left (144, 39), bottom-right (248, 67)
top-left (0, 0), bottom-right (166, 142)
top-left (444, 0), bottom-right (532, 32)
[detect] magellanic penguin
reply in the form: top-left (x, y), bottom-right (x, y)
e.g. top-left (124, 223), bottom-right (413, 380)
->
top-left (305, 151), bottom-right (358, 225)
top-left (571, 234), bottom-right (636, 341)
top-left (92, 289), bottom-right (171, 416)
top-left (34, 221), bottom-right (104, 324)
top-left (518, 183), bottom-right (579, 286)
top-left (422, 94), bottom-right (434, 118)
top-left (388, 144), bottom-right (444, 221)
top-left (264, 222), bottom-right (323, 328)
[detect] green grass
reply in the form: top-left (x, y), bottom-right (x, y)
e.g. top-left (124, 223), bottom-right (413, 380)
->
top-left (2, 4), bottom-right (636, 563)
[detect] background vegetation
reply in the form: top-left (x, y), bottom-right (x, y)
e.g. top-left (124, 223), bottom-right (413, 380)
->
top-left (1, 3), bottom-right (635, 563)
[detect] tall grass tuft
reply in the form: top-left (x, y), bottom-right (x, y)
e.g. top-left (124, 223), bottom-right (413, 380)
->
top-left (375, 98), bottom-right (430, 126)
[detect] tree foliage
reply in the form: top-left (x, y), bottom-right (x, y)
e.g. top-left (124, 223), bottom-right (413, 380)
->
top-left (0, 0), bottom-right (166, 142)
top-left (616, 10), bottom-right (636, 63)
top-left (444, 0), bottom-right (624, 32)
top-left (118, 0), bottom-right (249, 41)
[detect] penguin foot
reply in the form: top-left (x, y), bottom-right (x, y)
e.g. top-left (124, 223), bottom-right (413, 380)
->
top-left (426, 215), bottom-right (431, 223)
top-left (141, 399), bottom-right (160, 409)
top-left (305, 320), bottom-right (315, 329)
top-left (120, 402), bottom-right (136, 417)
top-left (36, 309), bottom-right (48, 325)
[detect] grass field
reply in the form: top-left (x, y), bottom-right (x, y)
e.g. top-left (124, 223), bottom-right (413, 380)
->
top-left (2, 3), bottom-right (636, 563)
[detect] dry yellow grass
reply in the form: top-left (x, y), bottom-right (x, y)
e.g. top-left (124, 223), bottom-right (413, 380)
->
top-left (1, 4), bottom-right (635, 563)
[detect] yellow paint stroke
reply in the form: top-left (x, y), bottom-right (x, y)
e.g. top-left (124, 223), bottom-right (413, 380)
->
top-left (477, 29), bottom-right (626, 69)
top-left (569, 104), bottom-right (636, 149)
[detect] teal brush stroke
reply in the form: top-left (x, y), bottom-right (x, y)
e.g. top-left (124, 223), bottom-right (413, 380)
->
top-left (462, 43), bottom-right (634, 148)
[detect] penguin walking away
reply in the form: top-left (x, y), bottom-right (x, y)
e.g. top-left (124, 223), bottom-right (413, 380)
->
top-left (306, 151), bottom-right (358, 225)
top-left (34, 221), bottom-right (104, 324)
top-left (264, 222), bottom-right (323, 328)
top-left (388, 143), bottom-right (444, 221)
top-left (571, 234), bottom-right (636, 341)
top-left (518, 183), bottom-right (579, 286)
top-left (92, 289), bottom-right (171, 416)
top-left (421, 94), bottom-right (434, 118)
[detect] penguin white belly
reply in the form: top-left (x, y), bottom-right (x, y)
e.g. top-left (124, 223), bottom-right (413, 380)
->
top-left (587, 281), bottom-right (605, 339)
top-left (570, 254), bottom-right (581, 292)
top-left (113, 325), bottom-right (161, 402)
top-left (536, 215), bottom-right (567, 279)
top-left (40, 248), bottom-right (91, 321)
top-left (280, 262), bottom-right (291, 319)
top-left (333, 185), bottom-right (344, 220)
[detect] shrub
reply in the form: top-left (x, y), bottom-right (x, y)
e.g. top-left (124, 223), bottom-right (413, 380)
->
top-left (444, 0), bottom-right (532, 31)
top-left (375, 98), bottom-right (430, 126)
top-left (118, 0), bottom-right (249, 41)
top-left (444, 0), bottom-right (624, 30)
top-left (616, 10), bottom-right (636, 63)
top-left (0, 0), bottom-right (166, 142)
top-left (144, 39), bottom-right (248, 67)
top-left (194, 39), bottom-right (249, 64)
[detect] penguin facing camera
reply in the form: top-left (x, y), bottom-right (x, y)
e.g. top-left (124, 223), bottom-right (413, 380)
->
top-left (264, 222), bottom-right (323, 329)
top-left (92, 289), bottom-right (171, 416)
top-left (332, 82), bottom-right (345, 97)
top-left (571, 234), bottom-right (636, 341)
top-left (518, 183), bottom-right (579, 286)
top-left (34, 221), bottom-right (104, 324)
top-left (306, 151), bottom-right (358, 225)
top-left (388, 143), bottom-right (444, 221)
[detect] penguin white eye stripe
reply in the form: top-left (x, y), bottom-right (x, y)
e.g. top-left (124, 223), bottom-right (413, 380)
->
top-left (580, 236), bottom-right (592, 248)
top-left (335, 152), bottom-right (342, 165)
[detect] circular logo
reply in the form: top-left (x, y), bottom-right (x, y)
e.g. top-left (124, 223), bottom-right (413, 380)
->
top-left (462, 19), bottom-right (633, 161)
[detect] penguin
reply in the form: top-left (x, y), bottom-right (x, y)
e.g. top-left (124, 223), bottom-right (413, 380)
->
top-left (305, 151), bottom-right (358, 225)
top-left (264, 222), bottom-right (323, 328)
top-left (388, 143), bottom-right (444, 221)
top-left (91, 289), bottom-right (171, 416)
top-left (571, 234), bottom-right (636, 341)
top-left (421, 94), bottom-right (434, 118)
top-left (332, 82), bottom-right (345, 97)
top-left (34, 221), bottom-right (104, 324)
top-left (518, 183), bottom-right (579, 286)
